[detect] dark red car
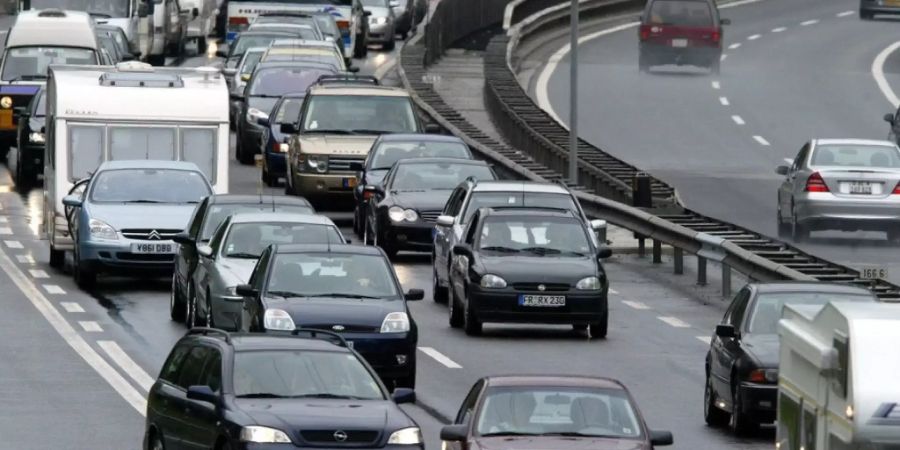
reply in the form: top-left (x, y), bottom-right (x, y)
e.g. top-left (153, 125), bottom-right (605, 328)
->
top-left (638, 0), bottom-right (730, 74)
top-left (440, 375), bottom-right (673, 450)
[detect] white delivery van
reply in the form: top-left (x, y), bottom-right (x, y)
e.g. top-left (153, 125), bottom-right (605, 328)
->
top-left (777, 301), bottom-right (900, 450)
top-left (20, 0), bottom-right (152, 56)
top-left (147, 0), bottom-right (190, 65)
top-left (179, 0), bottom-right (217, 53)
top-left (43, 61), bottom-right (229, 267)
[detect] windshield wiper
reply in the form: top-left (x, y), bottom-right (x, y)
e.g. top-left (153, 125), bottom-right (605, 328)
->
top-left (225, 252), bottom-right (260, 259)
top-left (301, 129), bottom-right (356, 135)
top-left (251, 94), bottom-right (282, 98)
top-left (480, 431), bottom-right (540, 437)
top-left (266, 290), bottom-right (305, 298)
top-left (237, 392), bottom-right (289, 398)
top-left (542, 432), bottom-right (620, 438)
top-left (308, 292), bottom-right (382, 299)
top-left (8, 74), bottom-right (47, 82)
top-left (125, 199), bottom-right (162, 203)
top-left (292, 393), bottom-right (368, 399)
top-left (350, 129), bottom-right (389, 135)
top-left (480, 246), bottom-right (520, 253)
top-left (88, 12), bottom-right (112, 18)
top-left (521, 246), bottom-right (562, 255)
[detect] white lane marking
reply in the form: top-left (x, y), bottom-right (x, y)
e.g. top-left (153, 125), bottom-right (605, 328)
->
top-left (0, 216), bottom-right (8, 223)
top-left (60, 301), bottom-right (84, 312)
top-left (658, 316), bottom-right (691, 328)
top-left (79, 321), bottom-right (103, 332)
top-left (772, 26), bottom-right (786, 32)
top-left (720, 54), bottom-right (728, 62)
top-left (711, 81), bottom-right (720, 89)
top-left (731, 115), bottom-right (745, 125)
top-left (16, 254), bottom-right (34, 264)
top-left (622, 300), bottom-right (650, 310)
top-left (747, 34), bottom-right (761, 41)
top-left (418, 347), bottom-right (462, 369)
top-left (46, 285), bottom-right (67, 295)
top-left (373, 46), bottom-right (402, 80)
top-left (872, 41), bottom-right (900, 108)
top-left (4, 240), bottom-right (22, 249)
top-left (98, 341), bottom-right (155, 391)
top-left (29, 269), bottom-right (48, 278)
top-left (719, 96), bottom-right (730, 106)
top-left (719, 0), bottom-right (765, 8)
top-left (754, 135), bottom-right (771, 146)
top-left (800, 19), bottom-right (818, 26)
top-left (836, 10), bottom-right (854, 17)
top-left (696, 336), bottom-right (711, 344)
top-left (609, 288), bottom-right (619, 295)
top-left (728, 42), bottom-right (741, 50)
top-left (0, 227), bottom-right (12, 235)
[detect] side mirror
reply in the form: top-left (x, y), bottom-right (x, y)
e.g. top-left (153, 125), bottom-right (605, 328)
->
top-left (192, 7), bottom-right (199, 18)
top-left (349, 161), bottom-right (364, 171)
top-left (885, 113), bottom-right (895, 124)
top-left (173, 231), bottom-right (195, 246)
top-left (440, 424), bottom-right (468, 442)
top-left (424, 123), bottom-right (441, 134)
top-left (597, 248), bottom-right (612, 259)
top-left (215, 49), bottom-right (227, 58)
top-left (590, 219), bottom-right (607, 231)
top-left (222, 68), bottom-right (237, 77)
top-left (280, 123), bottom-right (298, 134)
top-left (391, 387), bottom-right (415, 404)
top-left (436, 215), bottom-right (454, 227)
top-left (404, 288), bottom-right (424, 301)
top-left (364, 184), bottom-right (382, 194)
top-left (256, 115), bottom-right (270, 127)
top-left (720, 18), bottom-right (731, 25)
top-left (186, 385), bottom-right (220, 405)
top-left (197, 244), bottom-right (214, 258)
top-left (775, 165), bottom-right (789, 176)
top-left (137, 2), bottom-right (149, 17)
top-left (715, 324), bottom-right (736, 339)
top-left (649, 430), bottom-right (673, 446)
top-left (363, 10), bottom-right (372, 16)
top-left (348, 66), bottom-right (360, 73)
top-left (240, 73), bottom-right (251, 82)
top-left (452, 244), bottom-right (471, 256)
top-left (62, 194), bottom-right (83, 207)
top-left (236, 284), bottom-right (258, 297)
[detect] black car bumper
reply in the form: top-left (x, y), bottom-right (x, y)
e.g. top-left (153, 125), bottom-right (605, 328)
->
top-left (640, 43), bottom-right (721, 67)
top-left (18, 143), bottom-right (44, 168)
top-left (468, 285), bottom-right (608, 324)
top-left (381, 221), bottom-right (434, 252)
top-left (241, 444), bottom-right (424, 450)
top-left (347, 332), bottom-right (417, 381)
top-left (738, 381), bottom-right (777, 423)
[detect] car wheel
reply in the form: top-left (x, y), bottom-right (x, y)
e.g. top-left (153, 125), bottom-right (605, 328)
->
top-left (49, 247), bottom-right (65, 269)
top-left (262, 165), bottom-right (277, 187)
top-left (573, 324), bottom-right (587, 332)
top-left (284, 166), bottom-right (296, 195)
top-left (448, 282), bottom-right (463, 328)
top-left (776, 208), bottom-right (790, 238)
top-left (432, 265), bottom-right (448, 303)
top-left (363, 215), bottom-right (374, 245)
top-left (186, 282), bottom-right (206, 328)
top-left (74, 247), bottom-right (96, 289)
top-left (589, 311), bottom-right (607, 339)
top-left (148, 432), bottom-right (165, 450)
top-left (197, 36), bottom-right (208, 54)
top-left (147, 54), bottom-right (165, 66)
top-left (729, 383), bottom-right (757, 435)
top-left (170, 276), bottom-right (186, 322)
top-left (704, 374), bottom-right (729, 427)
top-left (791, 212), bottom-right (809, 243)
top-left (354, 31), bottom-right (368, 58)
top-left (462, 288), bottom-right (482, 336)
top-left (383, 38), bottom-right (395, 51)
top-left (236, 135), bottom-right (253, 165)
top-left (353, 206), bottom-right (363, 238)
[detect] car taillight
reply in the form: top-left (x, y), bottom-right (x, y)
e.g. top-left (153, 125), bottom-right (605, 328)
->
top-left (229, 16), bottom-right (249, 25)
top-left (711, 29), bottom-right (721, 43)
top-left (892, 182), bottom-right (900, 194)
top-left (274, 142), bottom-right (288, 153)
top-left (639, 24), bottom-right (651, 41)
top-left (805, 172), bottom-right (829, 192)
top-left (337, 20), bottom-right (350, 35)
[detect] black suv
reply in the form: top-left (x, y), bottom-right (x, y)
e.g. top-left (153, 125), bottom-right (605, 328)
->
top-left (144, 328), bottom-right (423, 450)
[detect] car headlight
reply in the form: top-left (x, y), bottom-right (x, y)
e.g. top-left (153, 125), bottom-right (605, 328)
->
top-left (380, 311), bottom-right (410, 333)
top-left (263, 308), bottom-right (295, 331)
top-left (575, 276), bottom-right (602, 290)
top-left (240, 426), bottom-right (292, 443)
top-left (88, 218), bottom-right (118, 240)
top-left (480, 274), bottom-right (507, 289)
top-left (246, 107), bottom-right (267, 124)
top-left (305, 154), bottom-right (328, 173)
top-left (387, 427), bottom-right (422, 445)
top-left (29, 132), bottom-right (45, 144)
top-left (370, 16), bottom-right (387, 25)
top-left (388, 206), bottom-right (418, 222)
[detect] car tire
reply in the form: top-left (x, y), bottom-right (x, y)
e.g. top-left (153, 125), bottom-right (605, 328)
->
top-left (589, 311), bottom-right (607, 339)
top-left (49, 247), bottom-right (65, 269)
top-left (791, 213), bottom-right (809, 243)
top-left (73, 247), bottom-right (96, 289)
top-left (148, 432), bottom-right (165, 450)
top-left (384, 38), bottom-right (395, 51)
top-left (448, 283), bottom-right (463, 328)
top-left (205, 289), bottom-right (216, 329)
top-left (704, 374), bottom-right (729, 427)
top-left (462, 288), bottom-right (482, 336)
top-left (353, 206), bottom-right (363, 238)
top-left (729, 383), bottom-right (757, 435)
top-left (262, 165), bottom-right (278, 187)
top-left (432, 266), bottom-right (448, 303)
top-left (236, 134), bottom-right (253, 165)
top-left (776, 209), bottom-right (790, 238)
top-left (170, 276), bottom-right (186, 322)
top-left (860, 10), bottom-right (874, 20)
top-left (197, 36), bottom-right (208, 54)
top-left (186, 282), bottom-right (206, 328)
top-left (354, 32), bottom-right (368, 58)
top-left (284, 166), bottom-right (297, 195)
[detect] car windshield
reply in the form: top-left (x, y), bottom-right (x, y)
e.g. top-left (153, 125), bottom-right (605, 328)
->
top-left (811, 144), bottom-right (900, 168)
top-left (89, 169), bottom-right (211, 203)
top-left (476, 386), bottom-right (643, 439)
top-left (746, 292), bottom-right (875, 334)
top-left (223, 222), bottom-right (343, 258)
top-left (391, 163), bottom-right (493, 190)
top-left (2, 47), bottom-right (96, 81)
top-left (251, 25), bottom-right (320, 40)
top-left (647, 0), bottom-right (713, 26)
top-left (274, 97), bottom-right (305, 124)
top-left (233, 350), bottom-right (383, 399)
top-left (239, 51), bottom-right (265, 75)
top-left (463, 192), bottom-right (579, 224)
top-left (314, 15), bottom-right (340, 36)
top-left (370, 141), bottom-right (471, 169)
top-left (302, 95), bottom-right (418, 133)
top-left (267, 252), bottom-right (400, 298)
top-left (231, 35), bottom-right (285, 58)
top-left (30, 0), bottom-right (129, 17)
top-left (200, 204), bottom-right (314, 240)
top-left (479, 216), bottom-right (592, 256)
top-left (264, 51), bottom-right (343, 69)
top-left (250, 67), bottom-right (335, 96)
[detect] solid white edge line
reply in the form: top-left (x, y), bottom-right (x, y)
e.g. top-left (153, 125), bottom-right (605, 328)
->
top-left (657, 316), bottom-right (690, 328)
top-left (0, 247), bottom-right (147, 414)
top-left (772, 26), bottom-right (786, 32)
top-left (731, 115), bottom-right (745, 125)
top-left (4, 240), bottom-right (22, 248)
top-left (719, 96), bottom-right (730, 106)
top-left (621, 300), bottom-right (650, 310)
top-left (753, 135), bottom-right (771, 146)
top-left (696, 336), bottom-right (711, 344)
top-left (418, 346), bottom-right (462, 369)
top-left (872, 41), bottom-right (900, 108)
top-left (800, 19), bottom-right (818, 26)
top-left (98, 340), bottom-right (155, 392)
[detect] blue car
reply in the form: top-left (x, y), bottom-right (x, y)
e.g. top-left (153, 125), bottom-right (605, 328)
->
top-left (62, 160), bottom-right (213, 288)
top-left (257, 92), bottom-right (306, 187)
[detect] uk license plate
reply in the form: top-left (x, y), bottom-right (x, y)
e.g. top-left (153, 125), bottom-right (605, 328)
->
top-left (848, 182), bottom-right (872, 195)
top-left (519, 295), bottom-right (566, 307)
top-left (343, 177), bottom-right (357, 188)
top-left (671, 38), bottom-right (688, 48)
top-left (130, 242), bottom-right (175, 254)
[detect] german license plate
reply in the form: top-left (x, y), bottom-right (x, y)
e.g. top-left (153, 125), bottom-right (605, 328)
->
top-left (848, 182), bottom-right (872, 195)
top-left (130, 242), bottom-right (175, 254)
top-left (519, 295), bottom-right (565, 307)
top-left (671, 38), bottom-right (688, 48)
top-left (343, 177), bottom-right (357, 188)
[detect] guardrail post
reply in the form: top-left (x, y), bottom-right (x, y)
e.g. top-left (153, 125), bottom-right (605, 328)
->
top-left (652, 240), bottom-right (661, 264)
top-left (632, 173), bottom-right (652, 208)
top-left (637, 237), bottom-right (645, 257)
top-left (722, 264), bottom-right (732, 298)
top-left (674, 248), bottom-right (683, 275)
top-left (697, 256), bottom-right (707, 285)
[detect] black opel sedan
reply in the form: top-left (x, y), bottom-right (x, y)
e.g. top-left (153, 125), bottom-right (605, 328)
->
top-left (12, 87), bottom-right (45, 185)
top-left (448, 208), bottom-right (612, 337)
top-left (144, 328), bottom-right (423, 450)
top-left (237, 243), bottom-right (424, 389)
top-left (364, 157), bottom-right (495, 257)
top-left (704, 281), bottom-right (876, 435)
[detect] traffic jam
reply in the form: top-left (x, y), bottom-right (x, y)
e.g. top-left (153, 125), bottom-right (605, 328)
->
top-left (2, 0), bottom-right (900, 448)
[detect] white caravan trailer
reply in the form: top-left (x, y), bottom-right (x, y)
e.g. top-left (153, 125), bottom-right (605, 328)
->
top-left (777, 301), bottom-right (900, 450)
top-left (43, 61), bottom-right (228, 267)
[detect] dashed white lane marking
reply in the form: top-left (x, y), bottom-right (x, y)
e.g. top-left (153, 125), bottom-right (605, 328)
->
top-left (0, 217), bottom-right (8, 223)
top-left (4, 240), bottom-right (22, 249)
top-left (60, 301), bottom-right (84, 312)
top-left (79, 321), bottom-right (103, 332)
top-left (720, 54), bottom-right (727, 62)
top-left (731, 115), bottom-right (745, 125)
top-left (753, 135), bottom-right (772, 146)
top-left (29, 269), bottom-right (48, 278)
top-left (0, 227), bottom-right (13, 235)
top-left (696, 336), bottom-right (712, 344)
top-left (609, 288), bottom-right (619, 295)
top-left (658, 316), bottom-right (691, 328)
top-left (98, 341), bottom-right (155, 391)
top-left (837, 10), bottom-right (854, 17)
top-left (872, 41), bottom-right (900, 108)
top-left (16, 254), bottom-right (34, 264)
top-left (747, 34), bottom-right (761, 40)
top-left (46, 285), bottom-right (67, 295)
top-left (719, 96), bottom-right (730, 106)
top-left (0, 240), bottom-right (147, 414)
top-left (711, 81), bottom-right (720, 89)
top-left (728, 42), bottom-right (741, 50)
top-left (622, 300), bottom-right (650, 310)
top-left (418, 347), bottom-right (462, 369)
top-left (800, 19), bottom-right (819, 26)
top-left (772, 26), bottom-right (786, 32)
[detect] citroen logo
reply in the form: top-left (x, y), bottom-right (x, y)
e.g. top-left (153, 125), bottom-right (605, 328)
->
top-left (332, 325), bottom-right (345, 331)
top-left (148, 230), bottom-right (161, 240)
top-left (333, 430), bottom-right (348, 442)
top-left (538, 284), bottom-right (546, 291)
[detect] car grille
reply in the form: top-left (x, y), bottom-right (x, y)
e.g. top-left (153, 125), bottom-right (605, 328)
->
top-left (511, 282), bottom-right (570, 292)
top-left (299, 430), bottom-right (380, 445)
top-left (328, 155), bottom-right (364, 172)
top-left (418, 210), bottom-right (442, 223)
top-left (307, 324), bottom-right (380, 333)
top-left (116, 253), bottom-right (175, 262)
top-left (120, 229), bottom-right (182, 240)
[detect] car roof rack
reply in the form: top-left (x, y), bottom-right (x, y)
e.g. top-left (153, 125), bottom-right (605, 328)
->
top-left (290, 328), bottom-right (350, 348)
top-left (314, 74), bottom-right (379, 86)
top-left (188, 327), bottom-right (232, 343)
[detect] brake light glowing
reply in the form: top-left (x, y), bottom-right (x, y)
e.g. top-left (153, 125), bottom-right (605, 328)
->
top-left (229, 16), bottom-right (249, 25)
top-left (639, 25), bottom-right (651, 41)
top-left (337, 20), bottom-right (349, 30)
top-left (748, 370), bottom-right (766, 383)
top-left (805, 172), bottom-right (829, 192)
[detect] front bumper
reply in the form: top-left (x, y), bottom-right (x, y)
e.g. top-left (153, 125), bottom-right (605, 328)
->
top-left (640, 42), bottom-right (720, 66)
top-left (79, 239), bottom-right (176, 271)
top-left (468, 285), bottom-right (608, 324)
top-left (290, 170), bottom-right (358, 199)
top-left (241, 444), bottom-right (423, 450)
top-left (737, 381), bottom-right (777, 423)
top-left (795, 193), bottom-right (900, 231)
top-left (381, 221), bottom-right (434, 252)
top-left (368, 21), bottom-right (394, 43)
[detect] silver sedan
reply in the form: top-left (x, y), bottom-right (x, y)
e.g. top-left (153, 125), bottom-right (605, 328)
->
top-left (776, 138), bottom-right (900, 242)
top-left (187, 212), bottom-right (345, 329)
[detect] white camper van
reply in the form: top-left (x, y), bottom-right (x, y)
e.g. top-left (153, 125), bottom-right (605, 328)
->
top-left (20, 0), bottom-right (151, 55)
top-left (778, 301), bottom-right (900, 450)
top-left (43, 61), bottom-right (228, 267)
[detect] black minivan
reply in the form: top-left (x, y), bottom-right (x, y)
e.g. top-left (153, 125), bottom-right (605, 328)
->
top-left (638, 0), bottom-right (730, 74)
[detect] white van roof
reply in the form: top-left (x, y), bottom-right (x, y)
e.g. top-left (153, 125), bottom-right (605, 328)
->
top-left (7, 9), bottom-right (98, 49)
top-left (49, 63), bottom-right (228, 122)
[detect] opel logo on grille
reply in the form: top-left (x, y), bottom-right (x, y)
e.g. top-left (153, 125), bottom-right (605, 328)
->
top-left (333, 430), bottom-right (348, 442)
top-left (332, 325), bottom-right (345, 331)
top-left (538, 284), bottom-right (546, 291)
top-left (148, 230), bottom-right (161, 240)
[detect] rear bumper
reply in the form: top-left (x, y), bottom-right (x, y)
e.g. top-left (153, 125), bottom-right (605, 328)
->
top-left (795, 194), bottom-right (900, 230)
top-left (738, 382), bottom-right (777, 423)
top-left (640, 43), bottom-right (720, 66)
top-left (468, 286), bottom-right (608, 324)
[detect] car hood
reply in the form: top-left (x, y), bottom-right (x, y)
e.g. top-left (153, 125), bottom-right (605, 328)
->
top-left (474, 436), bottom-right (647, 450)
top-left (298, 134), bottom-right (378, 156)
top-left (270, 297), bottom-right (403, 329)
top-left (236, 398), bottom-right (395, 432)
top-left (390, 190), bottom-right (453, 212)
top-left (480, 255), bottom-right (597, 285)
top-left (29, 116), bottom-right (45, 132)
top-left (86, 203), bottom-right (196, 232)
top-left (104, 18), bottom-right (133, 39)
top-left (742, 333), bottom-right (779, 368)
top-left (218, 258), bottom-right (257, 283)
top-left (248, 96), bottom-right (279, 115)
top-left (366, 6), bottom-right (392, 18)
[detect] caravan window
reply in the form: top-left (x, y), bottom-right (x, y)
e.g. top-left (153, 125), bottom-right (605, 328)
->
top-left (110, 127), bottom-right (176, 160)
top-left (69, 125), bottom-right (104, 181)
top-left (182, 128), bottom-right (217, 182)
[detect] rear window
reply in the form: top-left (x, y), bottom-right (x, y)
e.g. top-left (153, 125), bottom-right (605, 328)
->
top-left (250, 68), bottom-right (335, 96)
top-left (647, 0), bottom-right (714, 26)
top-left (811, 144), bottom-right (900, 169)
top-left (463, 192), bottom-right (578, 223)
